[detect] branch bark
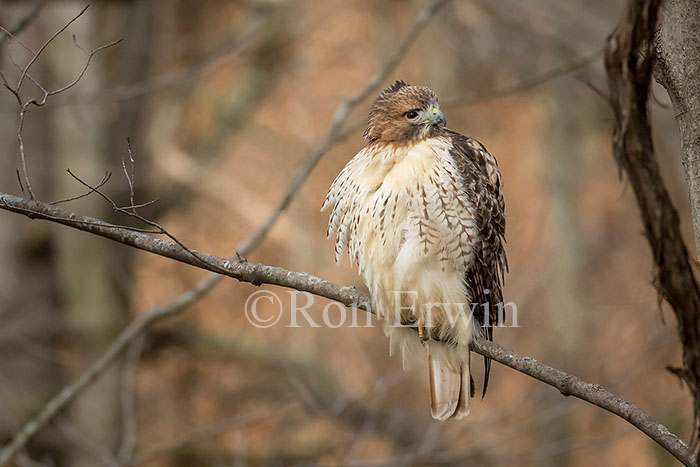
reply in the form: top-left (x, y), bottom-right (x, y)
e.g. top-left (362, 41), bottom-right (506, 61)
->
top-left (0, 193), bottom-right (697, 466)
top-left (605, 0), bottom-right (700, 451)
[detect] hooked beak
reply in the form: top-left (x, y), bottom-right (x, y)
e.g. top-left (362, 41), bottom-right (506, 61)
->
top-left (430, 107), bottom-right (446, 126)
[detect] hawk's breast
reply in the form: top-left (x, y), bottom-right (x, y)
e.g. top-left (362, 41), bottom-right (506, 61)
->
top-left (323, 136), bottom-right (479, 296)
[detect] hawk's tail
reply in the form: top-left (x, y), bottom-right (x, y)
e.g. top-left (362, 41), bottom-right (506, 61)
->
top-left (427, 342), bottom-right (472, 420)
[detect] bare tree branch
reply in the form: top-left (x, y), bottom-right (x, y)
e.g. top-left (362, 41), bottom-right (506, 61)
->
top-left (14, 5), bottom-right (89, 95)
top-left (0, 193), bottom-right (696, 466)
top-left (605, 0), bottom-right (700, 452)
top-left (0, 4), bottom-right (121, 200)
top-left (63, 168), bottom-right (213, 267)
top-left (49, 171), bottom-right (112, 206)
top-left (122, 138), bottom-right (136, 213)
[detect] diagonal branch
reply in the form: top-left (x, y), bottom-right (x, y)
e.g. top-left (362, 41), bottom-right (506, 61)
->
top-left (0, 193), bottom-right (696, 466)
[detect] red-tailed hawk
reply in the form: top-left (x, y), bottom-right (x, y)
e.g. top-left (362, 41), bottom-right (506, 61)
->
top-left (322, 81), bottom-right (506, 419)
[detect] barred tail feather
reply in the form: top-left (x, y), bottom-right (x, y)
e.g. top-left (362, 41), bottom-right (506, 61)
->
top-left (428, 342), bottom-right (471, 420)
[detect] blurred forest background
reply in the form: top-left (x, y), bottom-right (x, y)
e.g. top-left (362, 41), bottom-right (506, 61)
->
top-left (0, 0), bottom-right (695, 466)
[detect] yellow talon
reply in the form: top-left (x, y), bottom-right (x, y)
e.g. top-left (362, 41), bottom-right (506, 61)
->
top-left (418, 325), bottom-right (428, 342)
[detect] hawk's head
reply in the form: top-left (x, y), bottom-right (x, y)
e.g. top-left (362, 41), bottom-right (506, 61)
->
top-left (364, 80), bottom-right (446, 144)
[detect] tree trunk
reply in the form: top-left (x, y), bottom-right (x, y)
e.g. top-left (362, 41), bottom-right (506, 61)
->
top-left (654, 0), bottom-right (700, 263)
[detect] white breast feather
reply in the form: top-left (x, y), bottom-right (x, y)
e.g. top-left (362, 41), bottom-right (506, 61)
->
top-left (323, 137), bottom-right (477, 278)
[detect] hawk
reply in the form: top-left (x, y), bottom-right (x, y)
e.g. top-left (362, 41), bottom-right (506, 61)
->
top-left (322, 81), bottom-right (506, 419)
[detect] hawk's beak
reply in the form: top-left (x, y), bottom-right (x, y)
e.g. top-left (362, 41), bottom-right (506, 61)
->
top-left (430, 107), bottom-right (446, 126)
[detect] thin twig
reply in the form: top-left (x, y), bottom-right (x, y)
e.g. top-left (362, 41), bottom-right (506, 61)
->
top-left (65, 169), bottom-right (213, 268)
top-left (15, 5), bottom-right (89, 95)
top-left (15, 169), bottom-right (24, 196)
top-left (123, 138), bottom-right (136, 213)
top-left (573, 73), bottom-right (611, 103)
top-left (0, 193), bottom-right (695, 467)
top-left (45, 37), bottom-right (123, 99)
top-left (1, 6), bottom-right (120, 200)
top-left (50, 171), bottom-right (111, 205)
top-left (16, 107), bottom-right (34, 199)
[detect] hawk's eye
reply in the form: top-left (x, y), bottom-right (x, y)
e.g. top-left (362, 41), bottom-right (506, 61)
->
top-left (405, 110), bottom-right (420, 121)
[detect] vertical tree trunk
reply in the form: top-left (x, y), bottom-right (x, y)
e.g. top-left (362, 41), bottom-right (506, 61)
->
top-left (655, 0), bottom-right (700, 263)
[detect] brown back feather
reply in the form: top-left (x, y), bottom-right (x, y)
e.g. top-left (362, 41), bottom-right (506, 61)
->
top-left (447, 129), bottom-right (507, 398)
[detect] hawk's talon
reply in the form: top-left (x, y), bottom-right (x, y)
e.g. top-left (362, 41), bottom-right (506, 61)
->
top-left (418, 325), bottom-right (428, 342)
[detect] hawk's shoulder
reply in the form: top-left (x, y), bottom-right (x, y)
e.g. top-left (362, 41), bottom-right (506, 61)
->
top-left (443, 130), bottom-right (505, 243)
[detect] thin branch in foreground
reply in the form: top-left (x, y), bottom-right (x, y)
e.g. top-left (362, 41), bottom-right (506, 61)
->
top-left (0, 193), bottom-right (696, 467)
top-left (49, 171), bottom-right (112, 205)
top-left (14, 5), bottom-right (89, 95)
top-left (65, 169), bottom-right (215, 270)
top-left (14, 169), bottom-right (24, 196)
top-left (122, 138), bottom-right (136, 213)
